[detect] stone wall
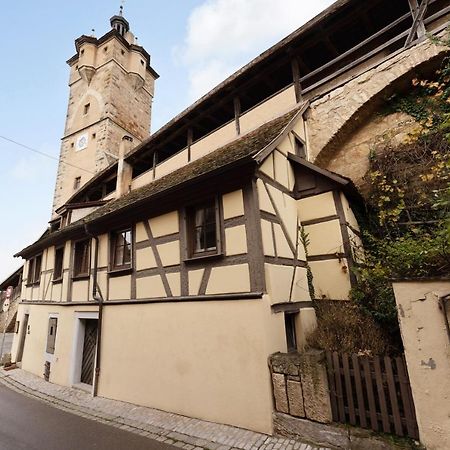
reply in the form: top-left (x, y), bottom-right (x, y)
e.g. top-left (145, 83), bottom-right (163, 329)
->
top-left (269, 351), bottom-right (332, 424)
top-left (324, 112), bottom-right (421, 188)
top-left (307, 33), bottom-right (449, 179)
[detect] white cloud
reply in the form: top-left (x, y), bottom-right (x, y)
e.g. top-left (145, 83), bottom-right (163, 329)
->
top-left (176, 0), bottom-right (335, 100)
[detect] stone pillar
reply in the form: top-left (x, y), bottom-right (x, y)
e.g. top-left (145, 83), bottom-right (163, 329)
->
top-left (269, 350), bottom-right (332, 424)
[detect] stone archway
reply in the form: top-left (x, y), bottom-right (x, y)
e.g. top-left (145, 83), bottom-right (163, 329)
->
top-left (306, 34), bottom-right (449, 185)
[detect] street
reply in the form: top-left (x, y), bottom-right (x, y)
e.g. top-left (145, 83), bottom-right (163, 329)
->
top-left (0, 384), bottom-right (176, 450)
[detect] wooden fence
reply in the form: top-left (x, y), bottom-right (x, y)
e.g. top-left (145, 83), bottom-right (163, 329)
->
top-left (325, 351), bottom-right (419, 439)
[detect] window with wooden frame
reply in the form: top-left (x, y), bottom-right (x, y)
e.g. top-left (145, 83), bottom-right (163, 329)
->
top-left (73, 239), bottom-right (91, 278)
top-left (46, 317), bottom-right (58, 354)
top-left (186, 198), bottom-right (222, 258)
top-left (110, 228), bottom-right (133, 271)
top-left (53, 246), bottom-right (64, 282)
top-left (27, 254), bottom-right (42, 285)
top-left (294, 136), bottom-right (306, 158)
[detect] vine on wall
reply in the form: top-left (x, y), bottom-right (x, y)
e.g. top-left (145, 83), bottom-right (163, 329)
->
top-left (351, 53), bottom-right (450, 343)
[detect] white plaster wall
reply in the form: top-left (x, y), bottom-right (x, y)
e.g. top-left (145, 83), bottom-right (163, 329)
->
top-left (309, 259), bottom-right (351, 300)
top-left (98, 296), bottom-right (286, 434)
top-left (240, 86), bottom-right (296, 135)
top-left (393, 281), bottom-right (450, 450)
top-left (298, 192), bottom-right (336, 222)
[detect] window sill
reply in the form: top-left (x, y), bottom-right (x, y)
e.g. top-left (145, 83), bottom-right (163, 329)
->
top-left (72, 275), bottom-right (90, 281)
top-left (52, 278), bottom-right (63, 285)
top-left (184, 252), bottom-right (224, 264)
top-left (108, 267), bottom-right (133, 277)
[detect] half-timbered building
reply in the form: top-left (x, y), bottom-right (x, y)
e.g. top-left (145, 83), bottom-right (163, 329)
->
top-left (10, 0), bottom-right (449, 434)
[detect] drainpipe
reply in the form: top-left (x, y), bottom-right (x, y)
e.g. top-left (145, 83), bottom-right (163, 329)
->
top-left (438, 293), bottom-right (450, 344)
top-left (84, 223), bottom-right (104, 397)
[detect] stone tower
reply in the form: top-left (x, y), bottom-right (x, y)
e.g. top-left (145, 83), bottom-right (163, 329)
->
top-left (52, 10), bottom-right (158, 214)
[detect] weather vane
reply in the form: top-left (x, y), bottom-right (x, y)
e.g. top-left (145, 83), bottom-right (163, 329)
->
top-left (120, 0), bottom-right (125, 16)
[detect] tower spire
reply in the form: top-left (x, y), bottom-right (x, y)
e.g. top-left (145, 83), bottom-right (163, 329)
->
top-left (110, 3), bottom-right (129, 37)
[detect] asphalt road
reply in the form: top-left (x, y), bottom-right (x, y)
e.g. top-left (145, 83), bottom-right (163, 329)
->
top-left (0, 384), bottom-right (177, 450)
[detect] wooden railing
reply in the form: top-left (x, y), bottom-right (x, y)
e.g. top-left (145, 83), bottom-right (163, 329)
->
top-left (326, 351), bottom-right (419, 439)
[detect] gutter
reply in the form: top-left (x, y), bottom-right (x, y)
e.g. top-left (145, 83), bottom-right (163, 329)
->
top-left (84, 223), bottom-right (104, 397)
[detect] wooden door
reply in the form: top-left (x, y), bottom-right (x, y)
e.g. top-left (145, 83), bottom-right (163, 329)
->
top-left (16, 314), bottom-right (29, 363)
top-left (80, 320), bottom-right (97, 385)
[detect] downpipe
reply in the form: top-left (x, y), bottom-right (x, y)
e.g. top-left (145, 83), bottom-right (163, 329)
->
top-left (438, 293), bottom-right (450, 344)
top-left (84, 223), bottom-right (104, 397)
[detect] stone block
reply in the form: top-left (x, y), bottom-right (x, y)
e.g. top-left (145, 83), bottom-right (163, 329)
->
top-left (272, 373), bottom-right (289, 414)
top-left (286, 380), bottom-right (305, 418)
top-left (299, 350), bottom-right (333, 424)
top-left (270, 352), bottom-right (301, 376)
top-left (273, 412), bottom-right (350, 449)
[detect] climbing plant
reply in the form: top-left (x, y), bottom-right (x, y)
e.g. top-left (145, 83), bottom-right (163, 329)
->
top-left (350, 52), bottom-right (450, 342)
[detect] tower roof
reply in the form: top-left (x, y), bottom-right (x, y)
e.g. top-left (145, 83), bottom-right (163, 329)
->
top-left (110, 6), bottom-right (129, 36)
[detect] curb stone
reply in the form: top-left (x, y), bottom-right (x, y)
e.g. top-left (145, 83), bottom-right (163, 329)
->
top-left (0, 368), bottom-right (323, 450)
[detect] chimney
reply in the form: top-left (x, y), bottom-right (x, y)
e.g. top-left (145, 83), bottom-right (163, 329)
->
top-left (116, 136), bottom-right (134, 197)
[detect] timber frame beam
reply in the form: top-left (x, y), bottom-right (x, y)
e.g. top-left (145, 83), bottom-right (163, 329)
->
top-left (406, 0), bottom-right (430, 46)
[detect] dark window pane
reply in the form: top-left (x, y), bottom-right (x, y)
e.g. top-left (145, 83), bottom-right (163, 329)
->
top-left (191, 200), bottom-right (217, 254)
top-left (285, 313), bottom-right (298, 352)
top-left (204, 223), bottom-right (217, 250)
top-left (54, 247), bottom-right (64, 280)
top-left (112, 229), bottom-right (132, 268)
top-left (34, 255), bottom-right (42, 283)
top-left (27, 259), bottom-right (35, 283)
top-left (74, 240), bottom-right (90, 277)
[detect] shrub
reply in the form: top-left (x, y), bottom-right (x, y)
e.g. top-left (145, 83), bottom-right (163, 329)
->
top-left (307, 301), bottom-right (399, 356)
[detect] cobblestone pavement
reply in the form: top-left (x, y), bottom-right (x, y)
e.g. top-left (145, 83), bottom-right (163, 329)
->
top-left (0, 368), bottom-right (327, 450)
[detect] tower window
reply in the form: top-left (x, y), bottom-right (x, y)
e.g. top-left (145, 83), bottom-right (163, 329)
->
top-left (92, 133), bottom-right (96, 139)
top-left (121, 49), bottom-right (125, 56)
top-left (71, 142), bottom-right (74, 148)
top-left (83, 103), bottom-right (90, 115)
top-left (80, 49), bottom-right (84, 56)
top-left (141, 59), bottom-right (145, 66)
top-left (104, 46), bottom-right (108, 52)
top-left (74, 177), bottom-right (81, 190)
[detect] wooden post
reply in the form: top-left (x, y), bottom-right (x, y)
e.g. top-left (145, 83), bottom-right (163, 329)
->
top-left (291, 56), bottom-right (302, 103)
top-left (187, 127), bottom-right (193, 162)
top-left (406, 0), bottom-right (429, 46)
top-left (152, 151), bottom-right (157, 180)
top-left (233, 96), bottom-right (241, 136)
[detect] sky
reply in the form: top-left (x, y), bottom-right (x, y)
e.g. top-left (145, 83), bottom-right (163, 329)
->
top-left (0, 0), bottom-right (334, 281)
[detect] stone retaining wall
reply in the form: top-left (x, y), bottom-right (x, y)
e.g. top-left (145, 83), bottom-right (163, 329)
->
top-left (269, 350), bottom-right (332, 424)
